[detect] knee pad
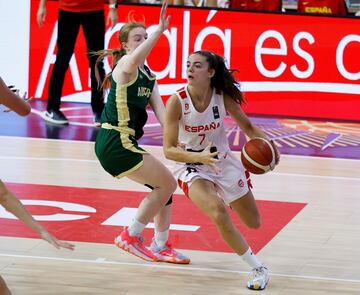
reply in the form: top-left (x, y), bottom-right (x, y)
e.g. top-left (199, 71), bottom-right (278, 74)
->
top-left (144, 184), bottom-right (172, 205)
top-left (165, 195), bottom-right (173, 206)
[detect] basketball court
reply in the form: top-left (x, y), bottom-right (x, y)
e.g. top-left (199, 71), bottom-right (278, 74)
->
top-left (0, 102), bottom-right (359, 294)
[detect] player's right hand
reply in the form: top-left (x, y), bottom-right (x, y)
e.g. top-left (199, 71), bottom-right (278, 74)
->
top-left (158, 0), bottom-right (170, 33)
top-left (40, 229), bottom-right (75, 250)
top-left (199, 142), bottom-right (220, 173)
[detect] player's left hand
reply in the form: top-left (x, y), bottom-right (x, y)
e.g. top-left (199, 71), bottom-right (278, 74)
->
top-left (270, 140), bottom-right (280, 166)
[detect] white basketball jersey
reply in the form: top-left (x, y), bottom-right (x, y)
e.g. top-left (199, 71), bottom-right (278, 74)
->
top-left (175, 86), bottom-right (230, 156)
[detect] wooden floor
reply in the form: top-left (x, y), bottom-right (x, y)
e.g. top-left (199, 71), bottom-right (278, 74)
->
top-left (1, 135), bottom-right (360, 294)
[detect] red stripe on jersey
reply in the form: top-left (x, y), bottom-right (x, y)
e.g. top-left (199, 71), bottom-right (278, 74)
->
top-left (177, 88), bottom-right (187, 99)
top-left (178, 179), bottom-right (190, 198)
top-left (245, 170), bottom-right (253, 189)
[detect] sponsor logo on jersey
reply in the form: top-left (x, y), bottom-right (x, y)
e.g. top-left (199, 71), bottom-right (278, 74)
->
top-left (137, 87), bottom-right (152, 98)
top-left (184, 122), bottom-right (220, 132)
top-left (213, 106), bottom-right (220, 119)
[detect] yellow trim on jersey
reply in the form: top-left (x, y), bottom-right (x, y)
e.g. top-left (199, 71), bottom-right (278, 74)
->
top-left (115, 160), bottom-right (144, 178)
top-left (115, 72), bottom-right (139, 135)
top-left (119, 132), bottom-right (147, 154)
top-left (139, 67), bottom-right (156, 81)
top-left (100, 123), bottom-right (135, 136)
top-left (117, 70), bottom-right (139, 88)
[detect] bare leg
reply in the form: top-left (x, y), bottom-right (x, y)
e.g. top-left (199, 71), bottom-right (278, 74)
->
top-left (0, 276), bottom-right (11, 295)
top-left (188, 179), bottom-right (249, 255)
top-left (188, 180), bottom-right (268, 290)
top-left (154, 203), bottom-right (172, 232)
top-left (127, 153), bottom-right (177, 225)
top-left (230, 190), bottom-right (261, 229)
top-left (114, 154), bottom-right (177, 261)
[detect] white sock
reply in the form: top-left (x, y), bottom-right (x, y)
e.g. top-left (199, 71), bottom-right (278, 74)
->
top-left (154, 229), bottom-right (169, 248)
top-left (240, 247), bottom-right (262, 269)
top-left (127, 219), bottom-right (146, 236)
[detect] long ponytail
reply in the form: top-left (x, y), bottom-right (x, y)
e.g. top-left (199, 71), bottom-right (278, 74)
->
top-left (93, 18), bottom-right (146, 90)
top-left (93, 48), bottom-right (126, 90)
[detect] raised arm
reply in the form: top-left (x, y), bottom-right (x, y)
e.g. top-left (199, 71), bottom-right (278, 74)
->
top-left (114, 1), bottom-right (170, 78)
top-left (0, 78), bottom-right (31, 116)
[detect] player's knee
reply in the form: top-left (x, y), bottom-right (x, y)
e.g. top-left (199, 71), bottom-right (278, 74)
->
top-left (165, 177), bottom-right (177, 195)
top-left (246, 215), bottom-right (261, 229)
top-left (209, 202), bottom-right (228, 224)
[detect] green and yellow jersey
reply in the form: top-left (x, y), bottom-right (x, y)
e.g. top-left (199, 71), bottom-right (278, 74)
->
top-left (101, 65), bottom-right (156, 139)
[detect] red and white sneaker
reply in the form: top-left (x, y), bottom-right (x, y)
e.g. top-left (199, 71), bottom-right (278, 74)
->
top-left (149, 239), bottom-right (190, 264)
top-left (114, 228), bottom-right (157, 262)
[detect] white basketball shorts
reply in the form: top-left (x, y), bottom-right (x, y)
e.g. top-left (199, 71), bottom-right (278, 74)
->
top-left (173, 151), bottom-right (251, 204)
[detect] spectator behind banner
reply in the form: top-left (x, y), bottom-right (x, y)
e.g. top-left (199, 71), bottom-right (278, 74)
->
top-left (298, 0), bottom-right (348, 15)
top-left (230, 0), bottom-right (282, 11)
top-left (37, 0), bottom-right (118, 126)
top-left (172, 0), bottom-right (218, 7)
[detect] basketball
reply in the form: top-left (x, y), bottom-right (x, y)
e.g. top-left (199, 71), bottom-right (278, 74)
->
top-left (241, 138), bottom-right (276, 174)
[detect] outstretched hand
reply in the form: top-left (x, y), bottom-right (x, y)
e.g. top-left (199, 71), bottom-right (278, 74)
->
top-left (3, 86), bottom-right (32, 113)
top-left (40, 229), bottom-right (75, 250)
top-left (158, 0), bottom-right (171, 33)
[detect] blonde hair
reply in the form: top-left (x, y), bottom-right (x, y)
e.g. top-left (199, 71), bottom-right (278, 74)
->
top-left (94, 15), bottom-right (146, 89)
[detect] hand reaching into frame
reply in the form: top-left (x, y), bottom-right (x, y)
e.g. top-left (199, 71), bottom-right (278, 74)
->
top-left (3, 85), bottom-right (33, 113)
top-left (39, 228), bottom-right (75, 250)
top-left (157, 0), bottom-right (171, 33)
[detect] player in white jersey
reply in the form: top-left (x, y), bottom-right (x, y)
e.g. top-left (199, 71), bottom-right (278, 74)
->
top-left (163, 51), bottom-right (279, 290)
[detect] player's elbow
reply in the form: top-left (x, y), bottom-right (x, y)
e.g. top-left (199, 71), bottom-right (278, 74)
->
top-left (163, 146), bottom-right (172, 159)
top-left (163, 146), bottom-right (176, 161)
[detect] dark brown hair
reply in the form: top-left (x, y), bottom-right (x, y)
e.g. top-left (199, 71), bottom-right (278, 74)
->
top-left (192, 50), bottom-right (244, 105)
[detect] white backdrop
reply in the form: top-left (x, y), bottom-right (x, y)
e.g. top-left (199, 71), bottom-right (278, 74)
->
top-left (0, 0), bottom-right (30, 92)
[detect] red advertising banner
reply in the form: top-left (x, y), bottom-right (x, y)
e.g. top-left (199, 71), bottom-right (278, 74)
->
top-left (29, 2), bottom-right (360, 120)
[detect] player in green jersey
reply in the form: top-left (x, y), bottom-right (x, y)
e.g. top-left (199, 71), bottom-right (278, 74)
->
top-left (93, 1), bottom-right (189, 264)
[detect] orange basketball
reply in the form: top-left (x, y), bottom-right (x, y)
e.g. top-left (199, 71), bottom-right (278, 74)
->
top-left (241, 138), bottom-right (276, 175)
